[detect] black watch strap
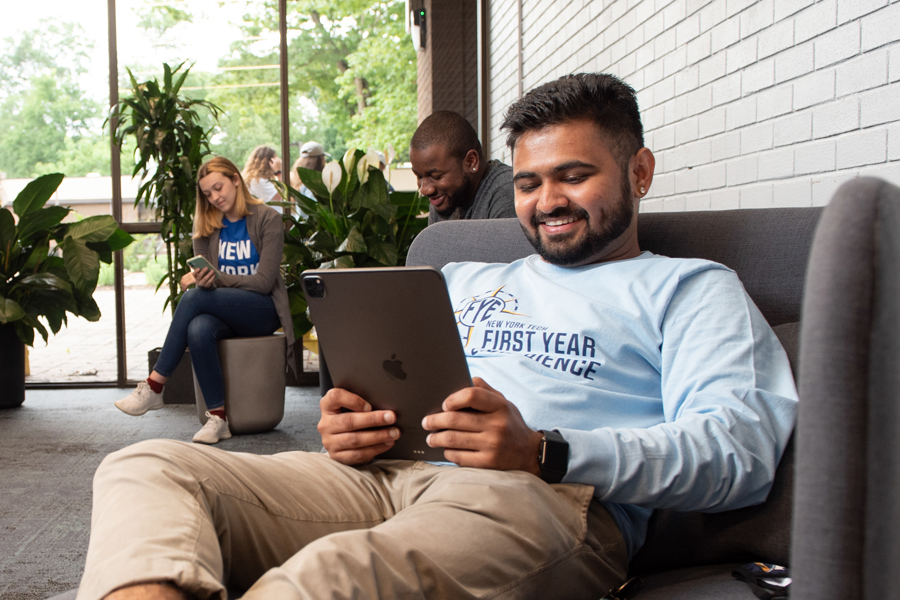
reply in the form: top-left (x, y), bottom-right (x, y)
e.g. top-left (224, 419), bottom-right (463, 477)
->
top-left (538, 429), bottom-right (569, 484)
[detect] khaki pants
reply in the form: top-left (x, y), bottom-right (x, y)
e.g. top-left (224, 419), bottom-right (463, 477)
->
top-left (77, 439), bottom-right (627, 600)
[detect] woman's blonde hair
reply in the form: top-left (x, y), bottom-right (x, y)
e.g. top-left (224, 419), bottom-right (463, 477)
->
top-left (242, 145), bottom-right (278, 183)
top-left (194, 157), bottom-right (262, 238)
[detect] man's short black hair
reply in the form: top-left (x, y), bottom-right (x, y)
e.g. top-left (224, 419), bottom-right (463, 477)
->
top-left (501, 73), bottom-right (644, 168)
top-left (411, 110), bottom-right (484, 162)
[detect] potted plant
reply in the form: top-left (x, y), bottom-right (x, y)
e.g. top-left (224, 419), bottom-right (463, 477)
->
top-left (110, 61), bottom-right (221, 314)
top-left (110, 62), bottom-right (221, 402)
top-left (0, 173), bottom-right (134, 408)
top-left (272, 148), bottom-right (429, 383)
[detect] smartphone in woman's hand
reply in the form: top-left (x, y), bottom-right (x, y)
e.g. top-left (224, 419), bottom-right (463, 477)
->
top-left (187, 255), bottom-right (221, 279)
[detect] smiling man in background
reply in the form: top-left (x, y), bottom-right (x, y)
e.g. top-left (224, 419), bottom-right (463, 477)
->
top-left (410, 110), bottom-right (516, 224)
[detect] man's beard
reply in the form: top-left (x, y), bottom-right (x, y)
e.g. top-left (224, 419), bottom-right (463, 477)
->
top-left (521, 173), bottom-right (634, 266)
top-left (435, 173), bottom-right (477, 218)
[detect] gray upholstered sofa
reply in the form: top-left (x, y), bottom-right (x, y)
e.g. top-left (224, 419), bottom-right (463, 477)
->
top-left (51, 177), bottom-right (900, 599)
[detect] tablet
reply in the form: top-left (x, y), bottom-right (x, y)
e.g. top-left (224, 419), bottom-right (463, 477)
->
top-left (302, 267), bottom-right (472, 461)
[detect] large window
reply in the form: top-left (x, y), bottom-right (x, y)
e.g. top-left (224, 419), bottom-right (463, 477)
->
top-left (0, 0), bottom-right (416, 387)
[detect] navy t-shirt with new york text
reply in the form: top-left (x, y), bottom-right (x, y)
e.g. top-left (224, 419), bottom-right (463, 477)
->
top-left (218, 217), bottom-right (260, 276)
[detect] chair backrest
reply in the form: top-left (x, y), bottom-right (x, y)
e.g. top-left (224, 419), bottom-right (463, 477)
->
top-left (408, 208), bottom-right (821, 326)
top-left (407, 207), bottom-right (822, 573)
top-left (792, 177), bottom-right (900, 600)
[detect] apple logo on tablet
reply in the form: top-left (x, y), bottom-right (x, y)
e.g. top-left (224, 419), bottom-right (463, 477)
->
top-left (383, 354), bottom-right (407, 380)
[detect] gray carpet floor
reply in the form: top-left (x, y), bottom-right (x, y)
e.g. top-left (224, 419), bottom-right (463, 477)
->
top-left (0, 386), bottom-right (324, 600)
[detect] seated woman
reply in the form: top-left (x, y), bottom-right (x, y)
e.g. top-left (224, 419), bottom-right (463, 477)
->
top-left (242, 144), bottom-right (283, 202)
top-left (115, 157), bottom-right (295, 444)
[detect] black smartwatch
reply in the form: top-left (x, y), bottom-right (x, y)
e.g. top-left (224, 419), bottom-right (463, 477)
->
top-left (537, 429), bottom-right (569, 484)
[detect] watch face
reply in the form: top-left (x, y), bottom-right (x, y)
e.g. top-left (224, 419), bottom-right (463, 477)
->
top-left (540, 430), bottom-right (569, 484)
top-left (542, 438), bottom-right (569, 471)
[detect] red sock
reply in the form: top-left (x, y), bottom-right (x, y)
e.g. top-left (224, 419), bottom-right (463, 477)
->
top-left (209, 408), bottom-right (226, 420)
top-left (146, 377), bottom-right (164, 394)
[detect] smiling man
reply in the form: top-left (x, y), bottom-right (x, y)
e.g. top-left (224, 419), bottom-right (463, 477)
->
top-left (410, 110), bottom-right (516, 224)
top-left (76, 74), bottom-right (797, 600)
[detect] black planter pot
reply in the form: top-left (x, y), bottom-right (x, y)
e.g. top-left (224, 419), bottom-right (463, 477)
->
top-left (284, 339), bottom-right (320, 387)
top-left (0, 324), bottom-right (26, 408)
top-left (147, 348), bottom-right (196, 405)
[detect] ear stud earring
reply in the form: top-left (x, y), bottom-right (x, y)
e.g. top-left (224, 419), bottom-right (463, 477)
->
top-left (640, 187), bottom-right (646, 194)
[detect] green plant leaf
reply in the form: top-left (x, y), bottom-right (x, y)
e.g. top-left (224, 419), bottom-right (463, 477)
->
top-left (337, 227), bottom-right (367, 253)
top-left (366, 169), bottom-right (390, 204)
top-left (15, 206), bottom-right (70, 243)
top-left (21, 241), bottom-right (49, 271)
top-left (13, 173), bottom-right (64, 217)
top-left (306, 230), bottom-right (334, 252)
top-left (288, 285), bottom-right (306, 315)
top-left (19, 273), bottom-right (73, 293)
top-left (295, 167), bottom-right (332, 200)
top-left (292, 311), bottom-right (313, 339)
top-left (27, 288), bottom-right (77, 318)
top-left (0, 208), bottom-right (14, 249)
top-left (0, 297), bottom-right (26, 324)
top-left (65, 215), bottom-right (119, 243)
top-left (103, 228), bottom-right (135, 253)
top-left (73, 289), bottom-right (102, 322)
top-left (315, 207), bottom-right (343, 238)
top-left (368, 200), bottom-right (397, 224)
top-left (86, 242), bottom-right (113, 265)
top-left (14, 320), bottom-right (35, 346)
top-left (60, 237), bottom-right (100, 293)
top-left (366, 240), bottom-right (399, 267)
top-left (318, 255), bottom-right (356, 269)
top-left (45, 308), bottom-right (64, 335)
top-left (30, 316), bottom-right (49, 344)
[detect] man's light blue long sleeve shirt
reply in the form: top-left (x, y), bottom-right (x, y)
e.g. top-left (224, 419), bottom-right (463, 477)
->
top-left (442, 253), bottom-right (798, 557)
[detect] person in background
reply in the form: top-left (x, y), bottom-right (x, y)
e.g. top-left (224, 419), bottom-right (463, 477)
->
top-left (290, 141), bottom-right (329, 201)
top-left (242, 145), bottom-right (283, 202)
top-left (410, 110), bottom-right (516, 224)
top-left (114, 157), bottom-right (295, 445)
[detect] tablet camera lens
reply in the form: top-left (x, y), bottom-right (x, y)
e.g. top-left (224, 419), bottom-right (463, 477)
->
top-left (303, 277), bottom-right (326, 298)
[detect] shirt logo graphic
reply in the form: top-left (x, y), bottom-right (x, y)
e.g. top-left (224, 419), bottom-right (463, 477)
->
top-left (454, 286), bottom-right (526, 347)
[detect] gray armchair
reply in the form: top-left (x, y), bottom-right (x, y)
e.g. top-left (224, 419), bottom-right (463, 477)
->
top-left (792, 177), bottom-right (900, 600)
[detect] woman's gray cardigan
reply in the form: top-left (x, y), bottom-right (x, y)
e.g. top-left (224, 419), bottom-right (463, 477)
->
top-left (192, 202), bottom-right (296, 372)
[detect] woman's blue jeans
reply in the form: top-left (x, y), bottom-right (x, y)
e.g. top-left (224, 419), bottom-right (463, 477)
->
top-left (153, 287), bottom-right (281, 410)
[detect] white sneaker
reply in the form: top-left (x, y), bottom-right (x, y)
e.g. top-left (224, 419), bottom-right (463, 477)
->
top-left (115, 381), bottom-right (164, 416)
top-left (193, 412), bottom-right (232, 444)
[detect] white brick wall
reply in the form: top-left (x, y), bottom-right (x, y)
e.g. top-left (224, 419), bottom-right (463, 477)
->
top-left (486, 0), bottom-right (900, 212)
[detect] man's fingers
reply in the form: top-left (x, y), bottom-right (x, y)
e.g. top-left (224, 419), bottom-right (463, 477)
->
top-left (440, 385), bottom-right (506, 414)
top-left (472, 377), bottom-right (498, 393)
top-left (329, 441), bottom-right (396, 466)
top-left (329, 426), bottom-right (400, 452)
top-left (321, 409), bottom-right (396, 435)
top-left (422, 408), bottom-right (487, 433)
top-left (426, 429), bottom-right (486, 451)
top-left (442, 448), bottom-right (489, 469)
top-left (320, 388), bottom-right (372, 414)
